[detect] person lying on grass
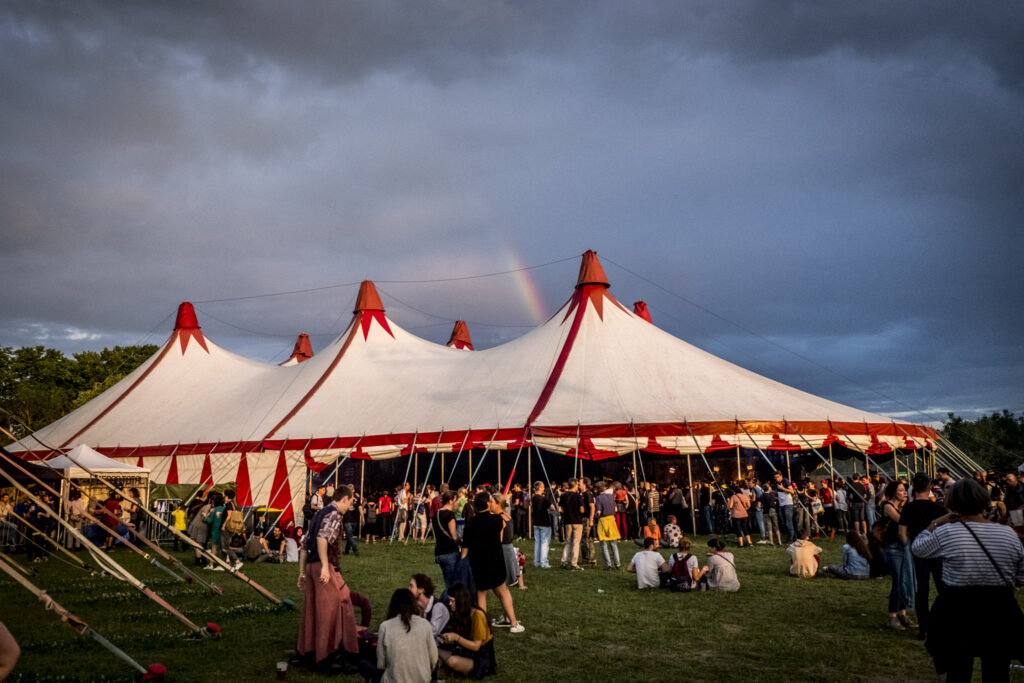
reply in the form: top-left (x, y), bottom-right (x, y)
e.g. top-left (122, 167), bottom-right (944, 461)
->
top-left (627, 536), bottom-right (669, 589)
top-left (787, 528), bottom-right (823, 578)
top-left (693, 537), bottom-right (740, 591)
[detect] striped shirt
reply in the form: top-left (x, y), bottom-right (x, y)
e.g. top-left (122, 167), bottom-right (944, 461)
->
top-left (911, 521), bottom-right (1024, 587)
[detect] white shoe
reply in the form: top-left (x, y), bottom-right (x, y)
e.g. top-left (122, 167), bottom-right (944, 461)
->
top-left (233, 561), bottom-right (243, 571)
top-left (209, 565), bottom-right (224, 571)
top-left (510, 623), bottom-right (525, 633)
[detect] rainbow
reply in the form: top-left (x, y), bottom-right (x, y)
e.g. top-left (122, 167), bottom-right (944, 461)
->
top-left (506, 252), bottom-right (547, 325)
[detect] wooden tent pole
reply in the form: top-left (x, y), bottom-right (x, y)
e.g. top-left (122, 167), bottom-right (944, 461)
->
top-left (527, 447), bottom-right (533, 539)
top-left (686, 451), bottom-right (696, 535)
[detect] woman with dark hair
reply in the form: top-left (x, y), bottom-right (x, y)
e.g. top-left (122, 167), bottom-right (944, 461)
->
top-left (822, 531), bottom-right (871, 580)
top-left (437, 583), bottom-right (496, 679)
top-left (461, 492), bottom-right (523, 632)
top-left (880, 480), bottom-right (915, 631)
top-left (693, 537), bottom-right (739, 591)
top-left (912, 478), bottom-right (1024, 682)
top-left (376, 589), bottom-right (437, 683)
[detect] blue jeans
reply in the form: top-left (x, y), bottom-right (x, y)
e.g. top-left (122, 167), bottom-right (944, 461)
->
top-left (883, 542), bottom-right (916, 613)
top-left (599, 540), bottom-right (620, 568)
top-left (533, 525), bottom-right (551, 567)
top-left (343, 522), bottom-right (358, 555)
top-left (754, 508), bottom-right (766, 538)
top-left (702, 506), bottom-right (713, 534)
top-left (780, 505), bottom-right (796, 543)
top-left (866, 503), bottom-right (876, 529)
top-left (435, 550), bottom-right (460, 601)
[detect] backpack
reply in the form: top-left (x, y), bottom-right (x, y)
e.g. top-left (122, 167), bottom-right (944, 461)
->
top-left (223, 509), bottom-right (246, 535)
top-left (668, 553), bottom-right (694, 591)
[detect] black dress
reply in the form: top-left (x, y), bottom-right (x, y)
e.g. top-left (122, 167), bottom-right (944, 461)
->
top-left (463, 511), bottom-right (506, 591)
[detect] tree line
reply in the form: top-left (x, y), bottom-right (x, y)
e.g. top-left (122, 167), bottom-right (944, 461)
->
top-left (0, 344), bottom-right (157, 444)
top-left (941, 410), bottom-right (1024, 474)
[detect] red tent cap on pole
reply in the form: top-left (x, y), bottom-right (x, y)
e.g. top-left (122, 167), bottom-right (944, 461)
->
top-left (576, 250), bottom-right (610, 289)
top-left (447, 320), bottom-right (475, 350)
top-left (354, 280), bottom-right (385, 313)
top-left (174, 302), bottom-right (201, 330)
top-left (288, 334), bottom-right (314, 363)
top-left (633, 301), bottom-right (653, 323)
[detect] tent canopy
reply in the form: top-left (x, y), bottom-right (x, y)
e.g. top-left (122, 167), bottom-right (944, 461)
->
top-left (40, 444), bottom-right (150, 478)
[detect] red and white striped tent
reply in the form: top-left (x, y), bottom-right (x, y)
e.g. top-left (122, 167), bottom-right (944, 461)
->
top-left (8, 250), bottom-right (937, 523)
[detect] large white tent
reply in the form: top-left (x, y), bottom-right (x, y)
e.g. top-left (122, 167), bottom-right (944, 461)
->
top-left (8, 251), bottom-right (938, 521)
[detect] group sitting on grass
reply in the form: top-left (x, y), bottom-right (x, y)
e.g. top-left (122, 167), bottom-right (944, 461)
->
top-left (627, 535), bottom-right (740, 592)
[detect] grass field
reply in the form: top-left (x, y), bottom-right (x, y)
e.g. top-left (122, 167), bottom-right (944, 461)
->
top-left (3, 536), bottom-right (1022, 682)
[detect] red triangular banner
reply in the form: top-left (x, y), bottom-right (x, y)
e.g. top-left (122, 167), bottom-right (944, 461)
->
top-left (166, 453), bottom-right (179, 485)
top-left (268, 451), bottom-right (295, 530)
top-left (235, 452), bottom-right (252, 507)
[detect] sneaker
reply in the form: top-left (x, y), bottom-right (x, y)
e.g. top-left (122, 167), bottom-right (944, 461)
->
top-left (755, 539), bottom-right (768, 545)
top-left (898, 614), bottom-right (918, 628)
top-left (888, 616), bottom-right (905, 631)
top-left (491, 617), bottom-right (513, 628)
top-left (571, 565), bottom-right (584, 571)
top-left (209, 565), bottom-right (225, 572)
top-left (233, 561), bottom-right (243, 571)
top-left (509, 623), bottom-right (525, 633)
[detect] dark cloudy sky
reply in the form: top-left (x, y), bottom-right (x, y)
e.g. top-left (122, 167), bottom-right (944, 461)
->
top-left (2, 1), bottom-right (1022, 425)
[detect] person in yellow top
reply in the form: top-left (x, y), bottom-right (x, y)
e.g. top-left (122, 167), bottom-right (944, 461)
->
top-left (436, 583), bottom-right (496, 679)
top-left (172, 504), bottom-right (188, 551)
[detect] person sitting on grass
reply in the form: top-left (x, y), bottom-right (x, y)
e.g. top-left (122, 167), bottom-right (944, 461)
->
top-left (661, 515), bottom-right (682, 549)
top-left (693, 537), bottom-right (740, 591)
top-left (627, 536), bottom-right (669, 589)
top-left (665, 537), bottom-right (700, 591)
top-left (409, 573), bottom-right (449, 636)
top-left (436, 583), bottom-right (497, 679)
top-left (821, 531), bottom-right (871, 580)
top-left (787, 528), bottom-right (823, 577)
top-left (376, 588), bottom-right (437, 683)
top-left (635, 517), bottom-right (661, 548)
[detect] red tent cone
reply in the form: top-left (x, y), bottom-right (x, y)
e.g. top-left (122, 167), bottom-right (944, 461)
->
top-left (284, 334), bottom-right (313, 364)
top-left (633, 301), bottom-right (653, 323)
top-left (446, 320), bottom-right (474, 350)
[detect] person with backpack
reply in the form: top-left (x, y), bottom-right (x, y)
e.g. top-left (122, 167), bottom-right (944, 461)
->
top-left (761, 486), bottom-right (782, 546)
top-left (665, 537), bottom-right (699, 591)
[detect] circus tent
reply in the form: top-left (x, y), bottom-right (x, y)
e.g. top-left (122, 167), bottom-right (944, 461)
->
top-left (7, 250), bottom-right (940, 521)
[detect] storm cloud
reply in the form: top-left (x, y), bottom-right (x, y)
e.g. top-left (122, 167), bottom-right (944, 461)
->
top-left (1, 1), bottom-right (1022, 424)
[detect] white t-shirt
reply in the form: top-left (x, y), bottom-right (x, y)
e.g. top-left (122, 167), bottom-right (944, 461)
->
top-left (668, 551), bottom-right (699, 583)
top-left (630, 550), bottom-right (666, 589)
top-left (834, 489), bottom-right (848, 511)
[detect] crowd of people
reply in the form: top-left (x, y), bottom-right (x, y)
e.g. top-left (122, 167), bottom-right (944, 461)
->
top-left (3, 465), bottom-right (1023, 682)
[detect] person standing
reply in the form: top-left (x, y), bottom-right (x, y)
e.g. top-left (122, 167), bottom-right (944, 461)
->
top-left (772, 473), bottom-right (796, 543)
top-left (898, 473), bottom-right (946, 639)
top-left (1003, 473), bottom-right (1024, 529)
top-left (530, 482), bottom-right (552, 569)
top-left (579, 478), bottom-right (596, 566)
top-left (433, 491), bottom-right (460, 600)
top-left (296, 485), bottom-right (361, 673)
top-left (912, 478), bottom-right (1024, 681)
top-left (461, 492), bottom-right (523, 632)
top-left (728, 484), bottom-right (752, 548)
top-left (880, 481), bottom-right (914, 631)
top-left (558, 479), bottom-right (584, 571)
top-left (342, 494), bottom-right (360, 556)
top-left (594, 482), bottom-right (621, 569)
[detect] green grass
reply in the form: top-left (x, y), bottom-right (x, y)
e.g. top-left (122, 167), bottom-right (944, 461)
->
top-left (3, 537), bottom-right (1022, 682)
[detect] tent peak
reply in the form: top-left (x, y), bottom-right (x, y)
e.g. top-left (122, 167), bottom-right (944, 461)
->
top-left (174, 302), bottom-right (200, 330)
top-left (633, 301), bottom-right (652, 323)
top-left (576, 250), bottom-right (610, 289)
top-left (287, 334), bottom-right (314, 363)
top-left (354, 280), bottom-right (385, 313)
top-left (447, 320), bottom-right (474, 350)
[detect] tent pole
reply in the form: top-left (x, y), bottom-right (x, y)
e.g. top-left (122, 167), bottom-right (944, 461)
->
top-left (828, 443), bottom-right (834, 479)
top-left (359, 460), bottom-right (365, 538)
top-left (498, 450), bottom-right (502, 487)
top-left (414, 453), bottom-right (418, 494)
top-left (0, 555), bottom-right (150, 675)
top-left (786, 451), bottom-right (792, 481)
top-left (893, 450), bottom-right (898, 479)
top-left (528, 446), bottom-right (533, 539)
top-left (686, 451), bottom-right (696, 536)
top-left (7, 431), bottom-right (282, 607)
top-left (441, 453), bottom-right (445, 485)
top-left (735, 445), bottom-right (741, 483)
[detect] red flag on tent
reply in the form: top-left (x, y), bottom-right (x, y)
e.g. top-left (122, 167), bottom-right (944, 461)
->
top-left (303, 447), bottom-right (329, 473)
top-left (166, 453), bottom-right (179, 485)
top-left (268, 451), bottom-right (295, 529)
top-left (866, 434), bottom-right (892, 455)
top-left (768, 435), bottom-right (800, 451)
top-left (704, 435), bottom-right (735, 453)
top-left (235, 452), bottom-right (253, 507)
top-left (136, 455), bottom-right (144, 468)
top-left (199, 453), bottom-right (214, 487)
top-left (821, 434), bottom-right (846, 449)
